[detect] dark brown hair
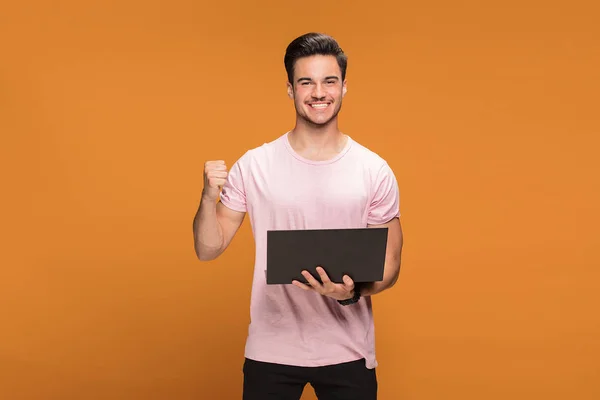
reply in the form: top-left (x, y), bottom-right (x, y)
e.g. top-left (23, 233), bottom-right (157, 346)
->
top-left (284, 32), bottom-right (348, 84)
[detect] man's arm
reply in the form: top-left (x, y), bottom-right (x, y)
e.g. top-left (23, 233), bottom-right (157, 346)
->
top-left (361, 217), bottom-right (403, 296)
top-left (193, 198), bottom-right (245, 261)
top-left (193, 159), bottom-right (246, 261)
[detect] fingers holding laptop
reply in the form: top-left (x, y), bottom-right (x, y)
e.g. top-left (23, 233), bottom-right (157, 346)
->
top-left (292, 266), bottom-right (355, 301)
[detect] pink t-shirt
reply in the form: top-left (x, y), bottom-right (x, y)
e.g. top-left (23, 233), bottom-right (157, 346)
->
top-left (220, 132), bottom-right (400, 369)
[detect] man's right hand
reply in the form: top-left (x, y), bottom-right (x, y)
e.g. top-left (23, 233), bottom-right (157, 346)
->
top-left (202, 160), bottom-right (228, 201)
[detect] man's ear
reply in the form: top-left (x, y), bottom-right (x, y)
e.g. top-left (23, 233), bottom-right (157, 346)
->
top-left (287, 82), bottom-right (294, 99)
top-left (342, 80), bottom-right (347, 97)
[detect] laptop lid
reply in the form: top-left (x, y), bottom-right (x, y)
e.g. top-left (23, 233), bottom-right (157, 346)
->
top-left (266, 227), bottom-right (388, 285)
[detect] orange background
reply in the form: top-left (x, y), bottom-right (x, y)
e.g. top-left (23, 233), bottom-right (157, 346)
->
top-left (1, 1), bottom-right (599, 399)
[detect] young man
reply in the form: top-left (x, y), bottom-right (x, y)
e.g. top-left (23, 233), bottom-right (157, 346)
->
top-left (193, 32), bottom-right (403, 400)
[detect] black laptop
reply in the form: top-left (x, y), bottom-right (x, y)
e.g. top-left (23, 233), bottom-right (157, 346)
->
top-left (266, 227), bottom-right (388, 285)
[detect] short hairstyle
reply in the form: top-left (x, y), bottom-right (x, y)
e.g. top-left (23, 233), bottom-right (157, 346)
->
top-left (284, 32), bottom-right (348, 85)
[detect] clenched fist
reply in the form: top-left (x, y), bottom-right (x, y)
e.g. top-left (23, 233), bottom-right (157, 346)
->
top-left (202, 160), bottom-right (228, 201)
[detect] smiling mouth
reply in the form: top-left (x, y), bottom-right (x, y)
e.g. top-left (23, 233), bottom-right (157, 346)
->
top-left (309, 103), bottom-right (330, 109)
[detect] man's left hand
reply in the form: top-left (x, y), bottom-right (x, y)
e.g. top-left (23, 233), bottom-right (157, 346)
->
top-left (292, 266), bottom-right (355, 301)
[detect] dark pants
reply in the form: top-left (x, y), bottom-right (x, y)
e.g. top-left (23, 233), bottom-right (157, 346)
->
top-left (242, 357), bottom-right (377, 400)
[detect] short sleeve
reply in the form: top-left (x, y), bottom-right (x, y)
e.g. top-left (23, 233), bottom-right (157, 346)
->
top-left (219, 153), bottom-right (248, 213)
top-left (368, 162), bottom-right (400, 225)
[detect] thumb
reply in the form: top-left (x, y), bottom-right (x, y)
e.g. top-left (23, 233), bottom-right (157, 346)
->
top-left (342, 275), bottom-right (354, 290)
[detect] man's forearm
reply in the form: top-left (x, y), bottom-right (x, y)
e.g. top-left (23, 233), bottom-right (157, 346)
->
top-left (360, 264), bottom-right (400, 297)
top-left (360, 219), bottom-right (403, 297)
top-left (193, 195), bottom-right (224, 261)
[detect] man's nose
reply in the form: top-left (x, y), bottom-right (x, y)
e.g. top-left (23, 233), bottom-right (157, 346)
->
top-left (312, 83), bottom-right (325, 99)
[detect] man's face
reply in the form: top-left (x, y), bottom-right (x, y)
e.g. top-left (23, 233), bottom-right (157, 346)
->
top-left (287, 55), bottom-right (347, 127)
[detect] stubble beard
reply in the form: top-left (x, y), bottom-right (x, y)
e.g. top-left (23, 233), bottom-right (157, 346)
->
top-left (296, 101), bottom-right (343, 129)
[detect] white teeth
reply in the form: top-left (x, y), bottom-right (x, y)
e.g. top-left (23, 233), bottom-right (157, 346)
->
top-left (311, 103), bottom-right (328, 108)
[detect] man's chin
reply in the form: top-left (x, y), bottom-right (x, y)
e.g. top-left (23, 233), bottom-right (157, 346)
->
top-left (305, 117), bottom-right (333, 127)
top-left (297, 111), bottom-right (341, 127)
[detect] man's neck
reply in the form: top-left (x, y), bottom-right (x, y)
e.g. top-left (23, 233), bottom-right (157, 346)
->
top-left (288, 119), bottom-right (347, 161)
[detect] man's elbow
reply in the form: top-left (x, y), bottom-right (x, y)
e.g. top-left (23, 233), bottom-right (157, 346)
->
top-left (388, 272), bottom-right (400, 288)
top-left (385, 260), bottom-right (402, 288)
top-left (194, 245), bottom-right (222, 262)
top-left (196, 252), bottom-right (215, 262)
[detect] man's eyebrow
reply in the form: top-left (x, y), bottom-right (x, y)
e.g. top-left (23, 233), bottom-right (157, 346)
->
top-left (296, 76), bottom-right (340, 83)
